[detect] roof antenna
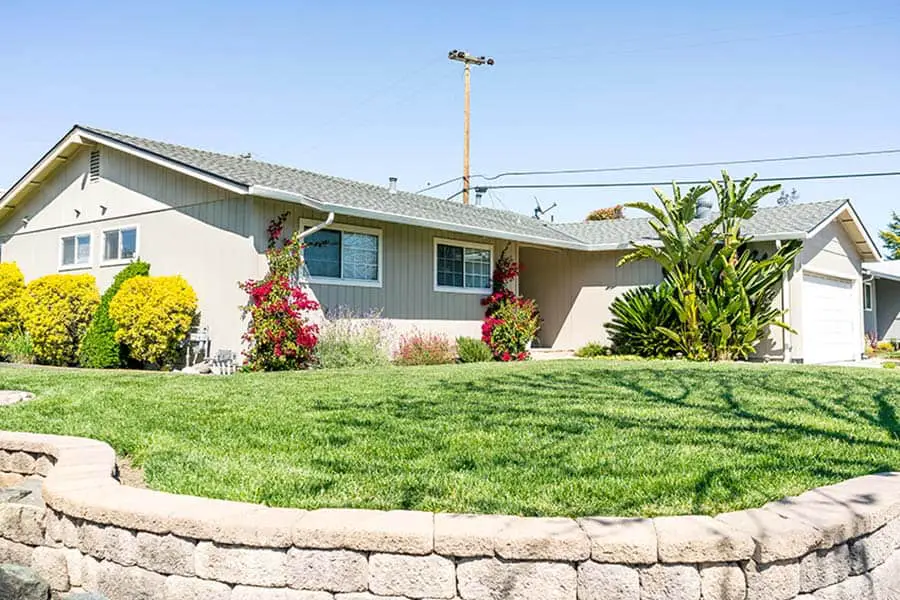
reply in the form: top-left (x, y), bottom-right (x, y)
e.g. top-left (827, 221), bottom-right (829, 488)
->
top-left (533, 196), bottom-right (557, 220)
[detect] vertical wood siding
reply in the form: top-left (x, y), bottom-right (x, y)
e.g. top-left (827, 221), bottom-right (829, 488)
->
top-left (252, 198), bottom-right (512, 321)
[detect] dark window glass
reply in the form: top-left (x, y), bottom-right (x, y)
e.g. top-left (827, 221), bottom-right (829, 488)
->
top-left (305, 229), bottom-right (341, 278)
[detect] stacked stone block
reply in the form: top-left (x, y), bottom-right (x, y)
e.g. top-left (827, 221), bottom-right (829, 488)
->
top-left (1, 432), bottom-right (900, 600)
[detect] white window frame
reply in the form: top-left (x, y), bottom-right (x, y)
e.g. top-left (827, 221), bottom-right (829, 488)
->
top-left (59, 231), bottom-right (93, 270)
top-left (300, 220), bottom-right (383, 288)
top-left (864, 281), bottom-right (874, 311)
top-left (100, 225), bottom-right (140, 266)
top-left (433, 237), bottom-right (494, 294)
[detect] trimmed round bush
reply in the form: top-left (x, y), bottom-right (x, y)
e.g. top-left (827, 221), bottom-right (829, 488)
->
top-left (108, 275), bottom-right (197, 367)
top-left (0, 262), bottom-right (25, 337)
top-left (19, 274), bottom-right (100, 366)
top-left (79, 260), bottom-right (150, 368)
top-left (455, 336), bottom-right (492, 363)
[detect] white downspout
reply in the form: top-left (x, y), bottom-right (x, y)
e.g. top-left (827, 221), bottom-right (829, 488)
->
top-left (298, 212), bottom-right (335, 240)
top-left (295, 212), bottom-right (334, 327)
top-left (777, 240), bottom-right (792, 363)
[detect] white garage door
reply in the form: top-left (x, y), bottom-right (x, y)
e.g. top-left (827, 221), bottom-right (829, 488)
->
top-left (802, 274), bottom-right (859, 364)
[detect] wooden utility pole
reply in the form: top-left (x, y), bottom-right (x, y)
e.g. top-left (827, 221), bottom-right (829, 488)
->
top-left (448, 50), bottom-right (494, 205)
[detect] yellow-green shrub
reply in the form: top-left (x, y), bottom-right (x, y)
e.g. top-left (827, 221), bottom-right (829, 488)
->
top-left (0, 262), bottom-right (25, 336)
top-left (19, 274), bottom-right (100, 365)
top-left (109, 275), bottom-right (197, 366)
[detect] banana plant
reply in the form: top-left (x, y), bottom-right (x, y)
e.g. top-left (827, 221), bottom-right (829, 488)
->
top-left (614, 170), bottom-right (802, 360)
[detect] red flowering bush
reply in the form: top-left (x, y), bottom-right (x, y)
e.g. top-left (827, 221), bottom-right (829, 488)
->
top-left (482, 299), bottom-right (539, 361)
top-left (240, 212), bottom-right (320, 371)
top-left (481, 247), bottom-right (539, 360)
top-left (394, 332), bottom-right (455, 366)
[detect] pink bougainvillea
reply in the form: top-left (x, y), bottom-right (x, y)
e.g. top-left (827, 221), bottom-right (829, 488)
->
top-left (480, 247), bottom-right (539, 361)
top-left (240, 212), bottom-right (320, 371)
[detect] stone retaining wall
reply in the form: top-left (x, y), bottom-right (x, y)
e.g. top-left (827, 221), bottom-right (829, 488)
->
top-left (1, 430), bottom-right (899, 600)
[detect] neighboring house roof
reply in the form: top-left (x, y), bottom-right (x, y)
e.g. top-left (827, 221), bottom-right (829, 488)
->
top-left (0, 125), bottom-right (882, 259)
top-left (864, 260), bottom-right (900, 282)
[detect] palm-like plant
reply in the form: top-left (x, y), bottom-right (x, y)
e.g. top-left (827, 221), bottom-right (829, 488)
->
top-left (614, 170), bottom-right (801, 360)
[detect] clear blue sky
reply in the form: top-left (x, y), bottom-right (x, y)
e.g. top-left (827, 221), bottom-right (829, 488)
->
top-left (1, 1), bottom-right (897, 249)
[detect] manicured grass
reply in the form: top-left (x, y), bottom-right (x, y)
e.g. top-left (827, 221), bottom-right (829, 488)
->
top-left (0, 361), bottom-right (898, 517)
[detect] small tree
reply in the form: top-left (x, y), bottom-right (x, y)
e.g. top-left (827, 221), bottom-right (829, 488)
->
top-left (239, 212), bottom-right (320, 371)
top-left (79, 260), bottom-right (151, 368)
top-left (881, 211), bottom-right (900, 260)
top-left (586, 205), bottom-right (625, 221)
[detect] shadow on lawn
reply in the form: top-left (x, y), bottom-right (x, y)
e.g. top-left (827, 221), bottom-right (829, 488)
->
top-left (431, 364), bottom-right (900, 514)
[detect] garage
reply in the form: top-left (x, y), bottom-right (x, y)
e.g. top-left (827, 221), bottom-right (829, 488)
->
top-left (802, 273), bottom-right (861, 364)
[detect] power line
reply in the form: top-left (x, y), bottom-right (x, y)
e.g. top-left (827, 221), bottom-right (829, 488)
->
top-left (444, 170), bottom-right (900, 200)
top-left (419, 147), bottom-right (900, 194)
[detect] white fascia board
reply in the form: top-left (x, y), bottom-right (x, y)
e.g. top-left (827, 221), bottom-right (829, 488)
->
top-left (0, 129), bottom-right (85, 212)
top-left (748, 232), bottom-right (808, 242)
top-left (77, 130), bottom-right (250, 196)
top-left (250, 185), bottom-right (592, 251)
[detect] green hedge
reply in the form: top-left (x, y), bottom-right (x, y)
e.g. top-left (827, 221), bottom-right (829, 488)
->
top-left (78, 260), bottom-right (150, 368)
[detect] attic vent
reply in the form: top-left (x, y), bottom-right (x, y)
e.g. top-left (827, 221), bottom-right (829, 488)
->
top-left (89, 149), bottom-right (101, 183)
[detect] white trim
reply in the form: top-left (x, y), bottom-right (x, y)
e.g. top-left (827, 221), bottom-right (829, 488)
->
top-left (100, 224), bottom-right (140, 265)
top-left (77, 131), bottom-right (248, 196)
top-left (803, 268), bottom-right (859, 283)
top-left (864, 281), bottom-right (874, 311)
top-left (300, 219), bottom-right (383, 288)
top-left (252, 185), bottom-right (593, 251)
top-left (59, 231), bottom-right (93, 270)
top-left (433, 237), bottom-right (494, 294)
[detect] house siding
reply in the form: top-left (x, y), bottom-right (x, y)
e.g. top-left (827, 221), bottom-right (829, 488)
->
top-left (518, 246), bottom-right (662, 350)
top-left (875, 279), bottom-right (900, 341)
top-left (0, 145), bottom-right (262, 356)
top-left (253, 197), bottom-right (513, 340)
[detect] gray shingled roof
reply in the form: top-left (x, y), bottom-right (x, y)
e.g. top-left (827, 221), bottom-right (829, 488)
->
top-left (80, 126), bottom-right (581, 246)
top-left (79, 126), bottom-right (850, 249)
top-left (553, 199), bottom-right (848, 244)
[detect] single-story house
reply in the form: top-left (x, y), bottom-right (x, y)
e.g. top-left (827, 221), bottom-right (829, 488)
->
top-left (863, 260), bottom-right (900, 343)
top-left (0, 125), bottom-right (885, 364)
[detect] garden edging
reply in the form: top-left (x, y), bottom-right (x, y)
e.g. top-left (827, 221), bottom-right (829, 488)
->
top-left (1, 430), bottom-right (899, 600)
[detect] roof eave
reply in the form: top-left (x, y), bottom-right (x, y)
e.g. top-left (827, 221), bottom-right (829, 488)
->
top-left (250, 185), bottom-right (592, 251)
top-left (0, 126), bottom-right (251, 225)
top-left (805, 200), bottom-right (882, 262)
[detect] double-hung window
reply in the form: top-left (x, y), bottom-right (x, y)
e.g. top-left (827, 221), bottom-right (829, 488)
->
top-left (102, 226), bottom-right (138, 263)
top-left (302, 222), bottom-right (381, 286)
top-left (434, 239), bottom-right (492, 293)
top-left (60, 233), bottom-right (92, 269)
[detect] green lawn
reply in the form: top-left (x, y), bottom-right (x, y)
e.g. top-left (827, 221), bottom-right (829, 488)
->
top-left (0, 360), bottom-right (898, 517)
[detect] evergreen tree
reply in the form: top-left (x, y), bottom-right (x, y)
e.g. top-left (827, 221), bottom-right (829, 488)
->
top-left (881, 212), bottom-right (900, 260)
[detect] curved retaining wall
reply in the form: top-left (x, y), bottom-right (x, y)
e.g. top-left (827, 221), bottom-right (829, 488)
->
top-left (1, 431), bottom-right (899, 600)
